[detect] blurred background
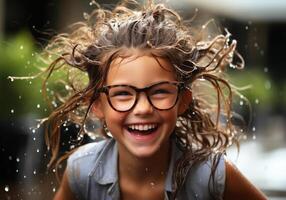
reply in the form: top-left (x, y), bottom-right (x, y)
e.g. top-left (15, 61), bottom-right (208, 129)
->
top-left (0, 0), bottom-right (285, 199)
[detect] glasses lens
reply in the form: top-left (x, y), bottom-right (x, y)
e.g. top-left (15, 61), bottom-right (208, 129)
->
top-left (108, 86), bottom-right (136, 111)
top-left (148, 83), bottom-right (179, 110)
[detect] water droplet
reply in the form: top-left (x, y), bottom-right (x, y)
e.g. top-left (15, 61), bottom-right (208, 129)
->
top-left (252, 135), bottom-right (256, 140)
top-left (245, 26), bottom-right (249, 30)
top-left (33, 137), bottom-right (36, 141)
top-left (33, 170), bottom-right (37, 175)
top-left (32, 129), bottom-right (36, 133)
top-left (10, 109), bottom-right (14, 114)
top-left (36, 149), bottom-right (40, 153)
top-left (20, 45), bottom-right (24, 50)
top-left (150, 182), bottom-right (155, 187)
top-left (264, 80), bottom-right (271, 90)
top-left (255, 99), bottom-right (259, 104)
top-left (4, 185), bottom-right (9, 192)
top-left (252, 126), bottom-right (256, 132)
top-left (83, 12), bottom-right (89, 20)
top-left (37, 104), bottom-right (40, 109)
top-left (8, 156), bottom-right (12, 160)
top-left (52, 187), bottom-right (56, 192)
top-left (264, 67), bottom-right (268, 73)
top-left (9, 77), bottom-right (14, 82)
top-left (239, 101), bottom-right (244, 106)
top-left (16, 157), bottom-right (20, 162)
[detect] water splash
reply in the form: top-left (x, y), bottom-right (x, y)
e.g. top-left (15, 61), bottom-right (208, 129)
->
top-left (4, 185), bottom-right (9, 192)
top-left (8, 76), bottom-right (14, 82)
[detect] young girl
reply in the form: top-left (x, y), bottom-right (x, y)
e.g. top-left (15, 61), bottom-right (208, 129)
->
top-left (40, 0), bottom-right (267, 199)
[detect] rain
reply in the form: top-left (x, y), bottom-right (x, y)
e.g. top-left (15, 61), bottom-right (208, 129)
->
top-left (1, 0), bottom-right (286, 199)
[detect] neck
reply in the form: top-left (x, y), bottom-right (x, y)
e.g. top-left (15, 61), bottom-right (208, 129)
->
top-left (118, 141), bottom-right (171, 184)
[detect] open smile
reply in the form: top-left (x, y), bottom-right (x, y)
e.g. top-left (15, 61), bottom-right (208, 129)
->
top-left (124, 123), bottom-right (160, 141)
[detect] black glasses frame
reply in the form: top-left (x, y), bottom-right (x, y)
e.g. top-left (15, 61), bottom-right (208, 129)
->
top-left (98, 81), bottom-right (185, 112)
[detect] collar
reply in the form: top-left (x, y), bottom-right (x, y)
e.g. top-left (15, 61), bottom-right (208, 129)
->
top-left (90, 139), bottom-right (119, 185)
top-left (90, 138), bottom-right (182, 192)
top-left (164, 138), bottom-right (183, 193)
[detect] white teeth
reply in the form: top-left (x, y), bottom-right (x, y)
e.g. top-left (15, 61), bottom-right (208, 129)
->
top-left (128, 124), bottom-right (156, 131)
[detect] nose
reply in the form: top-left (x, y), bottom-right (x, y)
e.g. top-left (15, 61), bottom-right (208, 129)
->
top-left (133, 92), bottom-right (154, 115)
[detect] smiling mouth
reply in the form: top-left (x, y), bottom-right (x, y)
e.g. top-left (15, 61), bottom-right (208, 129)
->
top-left (126, 124), bottom-right (159, 135)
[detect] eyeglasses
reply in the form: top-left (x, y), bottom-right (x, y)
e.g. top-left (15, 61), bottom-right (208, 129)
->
top-left (98, 81), bottom-right (185, 112)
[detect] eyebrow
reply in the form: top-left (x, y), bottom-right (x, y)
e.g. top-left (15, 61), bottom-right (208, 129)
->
top-left (105, 80), bottom-right (178, 87)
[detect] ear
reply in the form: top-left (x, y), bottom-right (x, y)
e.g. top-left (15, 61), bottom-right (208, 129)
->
top-left (178, 88), bottom-right (192, 115)
top-left (90, 99), bottom-right (105, 120)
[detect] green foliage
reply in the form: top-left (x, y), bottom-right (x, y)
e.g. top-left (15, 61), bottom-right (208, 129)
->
top-left (0, 31), bottom-right (47, 119)
top-left (229, 68), bottom-right (277, 108)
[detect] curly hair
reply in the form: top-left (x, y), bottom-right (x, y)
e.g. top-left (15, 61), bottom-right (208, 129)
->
top-left (40, 0), bottom-right (244, 198)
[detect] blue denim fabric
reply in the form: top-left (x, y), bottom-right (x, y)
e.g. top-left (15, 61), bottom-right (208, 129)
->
top-left (67, 138), bottom-right (225, 200)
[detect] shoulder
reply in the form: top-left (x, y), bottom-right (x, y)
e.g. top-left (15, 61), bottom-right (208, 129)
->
top-left (66, 138), bottom-right (115, 199)
top-left (223, 159), bottom-right (267, 200)
top-left (68, 139), bottom-right (111, 164)
top-left (182, 154), bottom-right (225, 199)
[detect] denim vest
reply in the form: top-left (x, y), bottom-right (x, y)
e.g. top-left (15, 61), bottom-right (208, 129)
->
top-left (67, 139), bottom-right (225, 200)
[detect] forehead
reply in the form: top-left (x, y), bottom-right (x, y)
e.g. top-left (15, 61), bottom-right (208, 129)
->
top-left (106, 52), bottom-right (177, 86)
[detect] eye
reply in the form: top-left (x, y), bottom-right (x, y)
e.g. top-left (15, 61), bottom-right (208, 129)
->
top-left (152, 89), bottom-right (171, 95)
top-left (110, 90), bottom-right (133, 97)
top-left (109, 86), bottom-right (135, 100)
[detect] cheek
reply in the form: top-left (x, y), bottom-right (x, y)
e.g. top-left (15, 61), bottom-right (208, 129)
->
top-left (99, 96), bottom-right (128, 127)
top-left (162, 107), bottom-right (179, 129)
top-left (103, 108), bottom-right (127, 131)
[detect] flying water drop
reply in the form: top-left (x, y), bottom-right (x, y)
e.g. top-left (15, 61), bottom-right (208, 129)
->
top-left (4, 185), bottom-right (9, 192)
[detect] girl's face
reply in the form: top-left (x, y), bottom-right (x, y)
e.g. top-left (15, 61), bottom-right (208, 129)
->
top-left (94, 53), bottom-right (184, 158)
